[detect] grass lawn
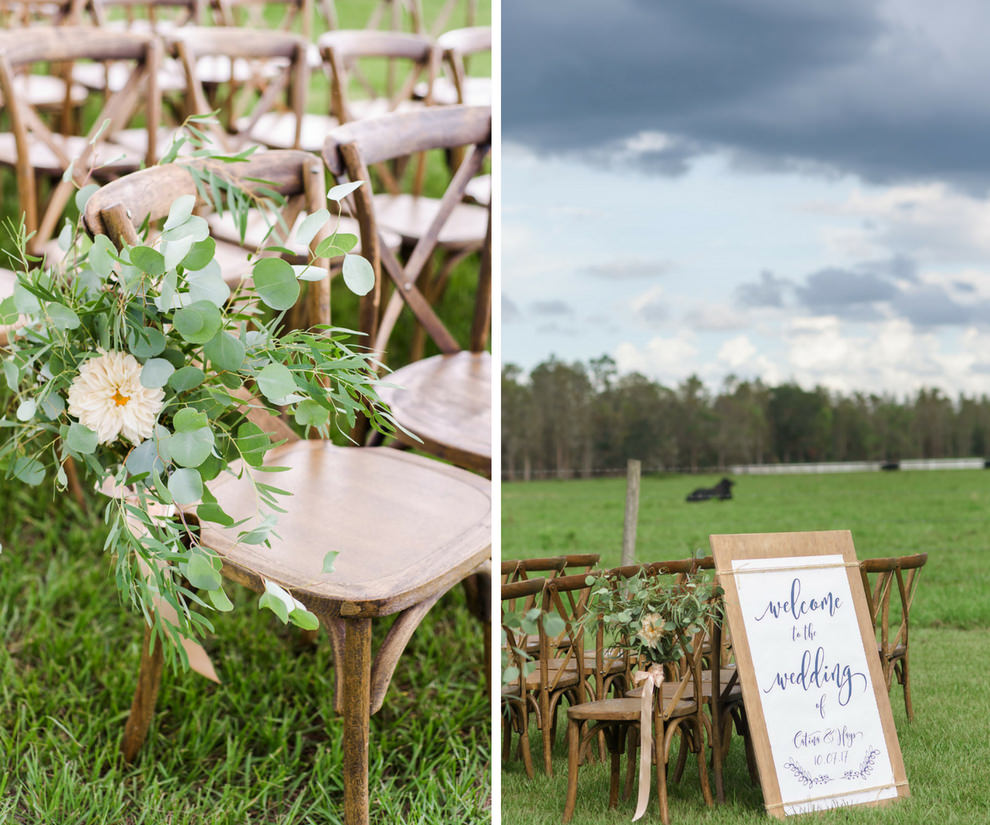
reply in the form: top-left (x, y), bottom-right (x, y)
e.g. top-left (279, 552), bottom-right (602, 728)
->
top-left (501, 470), bottom-right (990, 823)
top-left (0, 479), bottom-right (490, 824)
top-left (0, 1), bottom-right (492, 822)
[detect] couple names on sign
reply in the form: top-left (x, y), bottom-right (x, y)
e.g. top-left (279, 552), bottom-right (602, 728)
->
top-left (711, 532), bottom-right (909, 817)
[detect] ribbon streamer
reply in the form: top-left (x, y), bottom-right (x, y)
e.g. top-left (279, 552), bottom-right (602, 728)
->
top-left (632, 664), bottom-right (665, 821)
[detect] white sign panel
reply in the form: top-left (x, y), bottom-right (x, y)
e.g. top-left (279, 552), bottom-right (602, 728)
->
top-left (731, 554), bottom-right (897, 814)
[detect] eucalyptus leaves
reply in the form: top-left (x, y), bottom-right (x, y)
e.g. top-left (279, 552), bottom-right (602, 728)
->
top-left (0, 155), bottom-right (391, 668)
top-left (583, 567), bottom-right (723, 666)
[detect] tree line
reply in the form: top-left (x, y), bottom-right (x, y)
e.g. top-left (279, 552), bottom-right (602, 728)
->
top-left (502, 356), bottom-right (990, 480)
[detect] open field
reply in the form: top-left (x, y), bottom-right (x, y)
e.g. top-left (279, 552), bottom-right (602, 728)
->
top-left (501, 471), bottom-right (990, 823)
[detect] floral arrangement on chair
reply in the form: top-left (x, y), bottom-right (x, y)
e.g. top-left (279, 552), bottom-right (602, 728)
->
top-left (583, 566), bottom-right (723, 667)
top-left (583, 565), bottom-right (723, 821)
top-left (0, 137), bottom-right (394, 669)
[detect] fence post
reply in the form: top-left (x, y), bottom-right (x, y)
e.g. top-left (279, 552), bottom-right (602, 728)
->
top-left (621, 459), bottom-right (641, 565)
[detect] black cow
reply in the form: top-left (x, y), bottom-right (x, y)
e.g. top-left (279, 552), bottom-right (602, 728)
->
top-left (686, 477), bottom-right (734, 502)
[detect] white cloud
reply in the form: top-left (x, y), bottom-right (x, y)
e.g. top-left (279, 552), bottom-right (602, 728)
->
top-left (781, 317), bottom-right (983, 394)
top-left (613, 334), bottom-right (699, 382)
top-left (825, 182), bottom-right (990, 264)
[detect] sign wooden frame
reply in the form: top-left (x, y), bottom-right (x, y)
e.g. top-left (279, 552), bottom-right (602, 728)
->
top-left (711, 530), bottom-right (909, 817)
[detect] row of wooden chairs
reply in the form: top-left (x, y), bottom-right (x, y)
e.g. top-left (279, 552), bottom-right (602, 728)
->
top-left (73, 107), bottom-right (491, 825)
top-left (0, 25), bottom-right (492, 472)
top-left (0, 0), bottom-right (478, 38)
top-left (503, 551), bottom-right (927, 822)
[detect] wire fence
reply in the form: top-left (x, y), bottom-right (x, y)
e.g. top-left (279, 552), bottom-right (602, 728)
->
top-left (502, 457), bottom-right (990, 481)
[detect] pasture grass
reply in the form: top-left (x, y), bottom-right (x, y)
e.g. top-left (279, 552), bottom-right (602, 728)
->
top-left (501, 470), bottom-right (990, 823)
top-left (0, 477), bottom-right (490, 824)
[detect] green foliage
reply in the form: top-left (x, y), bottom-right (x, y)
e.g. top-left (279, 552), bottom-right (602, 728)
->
top-left (0, 145), bottom-right (402, 668)
top-left (583, 568), bottom-right (722, 665)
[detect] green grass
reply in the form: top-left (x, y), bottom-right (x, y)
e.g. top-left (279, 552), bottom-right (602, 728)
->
top-left (501, 471), bottom-right (990, 823)
top-left (0, 479), bottom-right (490, 823)
top-left (0, 2), bottom-right (492, 820)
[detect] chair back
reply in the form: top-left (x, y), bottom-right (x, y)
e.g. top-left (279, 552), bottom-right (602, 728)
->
top-left (322, 104), bottom-right (491, 362)
top-left (83, 149), bottom-right (331, 329)
top-left (167, 26), bottom-right (311, 153)
top-left (0, 26), bottom-right (162, 254)
top-left (211, 0), bottom-right (327, 39)
top-left (860, 552), bottom-right (927, 661)
top-left (502, 553), bottom-right (600, 584)
top-left (317, 29), bottom-right (435, 124)
top-left (435, 25), bottom-right (489, 105)
top-left (501, 576), bottom-right (546, 688)
top-left (83, 0), bottom-right (204, 30)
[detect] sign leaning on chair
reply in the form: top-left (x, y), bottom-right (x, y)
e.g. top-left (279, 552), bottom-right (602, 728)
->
top-left (711, 530), bottom-right (909, 817)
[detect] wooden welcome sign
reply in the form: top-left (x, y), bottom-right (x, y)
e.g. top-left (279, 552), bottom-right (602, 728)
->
top-left (711, 531), bottom-right (909, 816)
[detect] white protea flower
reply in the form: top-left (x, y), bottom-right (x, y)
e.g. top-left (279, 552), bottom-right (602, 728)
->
top-left (637, 612), bottom-right (665, 649)
top-left (67, 350), bottom-right (164, 445)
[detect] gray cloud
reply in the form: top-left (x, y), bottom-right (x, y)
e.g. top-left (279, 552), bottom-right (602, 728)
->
top-left (736, 270), bottom-right (791, 307)
top-left (583, 258), bottom-right (674, 280)
top-left (790, 257), bottom-right (990, 327)
top-left (504, 0), bottom-right (990, 189)
top-left (891, 286), bottom-right (976, 327)
top-left (796, 267), bottom-right (898, 310)
top-left (531, 300), bottom-right (573, 317)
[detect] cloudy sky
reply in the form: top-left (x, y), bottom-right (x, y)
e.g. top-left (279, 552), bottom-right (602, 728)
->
top-left (501, 0), bottom-right (990, 396)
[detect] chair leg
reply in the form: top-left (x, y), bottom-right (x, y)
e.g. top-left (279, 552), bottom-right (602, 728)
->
top-left (655, 722), bottom-right (670, 825)
top-left (341, 617), bottom-right (373, 825)
top-left (899, 653), bottom-right (913, 721)
top-left (121, 623), bottom-right (165, 762)
top-left (694, 721), bottom-right (714, 807)
top-left (623, 725), bottom-right (637, 801)
top-left (518, 701), bottom-right (535, 779)
top-left (604, 725), bottom-right (626, 809)
top-left (672, 730), bottom-right (689, 783)
top-left (563, 717), bottom-right (580, 823)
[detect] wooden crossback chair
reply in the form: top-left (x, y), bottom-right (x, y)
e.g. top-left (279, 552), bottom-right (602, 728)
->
top-left (66, 0), bottom-right (202, 101)
top-left (859, 552), bottom-right (927, 721)
top-left (502, 576), bottom-right (547, 780)
top-left (323, 105), bottom-right (491, 473)
top-left (0, 26), bottom-right (162, 257)
top-left (564, 563), bottom-right (715, 825)
top-left (340, 0), bottom-right (477, 37)
top-left (318, 29), bottom-right (435, 125)
top-left (0, 0), bottom-right (90, 114)
top-left (210, 0), bottom-right (327, 39)
top-left (430, 25), bottom-right (490, 106)
top-left (83, 147), bottom-right (327, 293)
top-left (168, 26), bottom-right (310, 154)
top-left (694, 554), bottom-right (757, 800)
top-left (83, 149), bottom-right (492, 825)
top-left (502, 553), bottom-right (602, 584)
top-left (501, 576), bottom-right (591, 779)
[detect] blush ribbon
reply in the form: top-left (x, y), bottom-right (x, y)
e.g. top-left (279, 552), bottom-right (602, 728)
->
top-left (632, 664), bottom-right (665, 821)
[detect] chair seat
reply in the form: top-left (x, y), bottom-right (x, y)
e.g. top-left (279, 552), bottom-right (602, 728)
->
top-left (373, 193), bottom-right (488, 249)
top-left (416, 76), bottom-right (491, 107)
top-left (464, 173), bottom-right (490, 206)
top-left (9, 73), bottom-right (88, 108)
top-left (197, 440), bottom-right (491, 616)
top-left (243, 111), bottom-right (341, 153)
top-left (72, 57), bottom-right (186, 93)
top-left (0, 132), bottom-right (143, 176)
top-left (346, 98), bottom-right (426, 122)
top-left (568, 696), bottom-right (697, 722)
top-left (378, 351), bottom-right (491, 472)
